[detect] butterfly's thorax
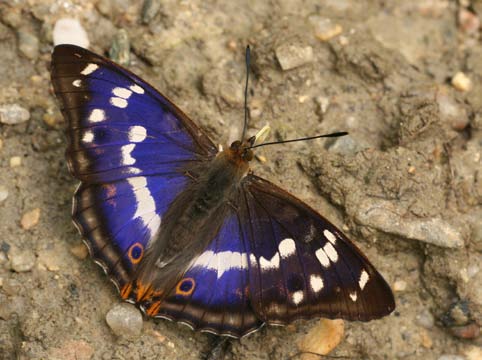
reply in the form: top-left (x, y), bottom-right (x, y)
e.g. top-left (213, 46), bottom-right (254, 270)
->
top-left (181, 147), bottom-right (250, 223)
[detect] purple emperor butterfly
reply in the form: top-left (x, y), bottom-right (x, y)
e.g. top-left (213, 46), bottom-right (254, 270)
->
top-left (51, 44), bottom-right (395, 337)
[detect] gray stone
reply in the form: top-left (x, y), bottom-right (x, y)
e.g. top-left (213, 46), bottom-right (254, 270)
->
top-left (17, 29), bottom-right (39, 60)
top-left (109, 29), bottom-right (130, 66)
top-left (275, 43), bottom-right (313, 70)
top-left (354, 199), bottom-right (464, 248)
top-left (106, 303), bottom-right (143, 338)
top-left (416, 309), bottom-right (435, 329)
top-left (0, 104), bottom-right (30, 125)
top-left (9, 249), bottom-right (36, 272)
top-left (142, 0), bottom-right (161, 24)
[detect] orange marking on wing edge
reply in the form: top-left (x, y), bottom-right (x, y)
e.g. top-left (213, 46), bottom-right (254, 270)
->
top-left (175, 278), bottom-right (195, 296)
top-left (146, 300), bottom-right (162, 316)
top-left (128, 242), bottom-right (144, 264)
top-left (120, 282), bottom-right (133, 299)
top-left (136, 282), bottom-right (154, 302)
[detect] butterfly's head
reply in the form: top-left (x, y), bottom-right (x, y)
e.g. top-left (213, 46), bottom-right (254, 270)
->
top-left (229, 140), bottom-right (254, 162)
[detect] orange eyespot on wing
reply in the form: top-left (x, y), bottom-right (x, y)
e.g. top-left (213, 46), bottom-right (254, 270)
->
top-left (127, 242), bottom-right (144, 264)
top-left (175, 277), bottom-right (195, 296)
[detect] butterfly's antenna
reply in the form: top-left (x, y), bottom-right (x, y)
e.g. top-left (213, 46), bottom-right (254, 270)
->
top-left (241, 45), bottom-right (251, 141)
top-left (249, 131), bottom-right (348, 149)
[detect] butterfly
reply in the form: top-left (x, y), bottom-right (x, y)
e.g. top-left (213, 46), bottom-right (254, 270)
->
top-left (51, 44), bottom-right (395, 338)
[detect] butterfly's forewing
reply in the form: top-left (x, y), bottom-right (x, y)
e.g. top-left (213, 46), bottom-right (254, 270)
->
top-left (141, 207), bottom-right (263, 337)
top-left (51, 45), bottom-right (218, 288)
top-left (241, 175), bottom-right (395, 324)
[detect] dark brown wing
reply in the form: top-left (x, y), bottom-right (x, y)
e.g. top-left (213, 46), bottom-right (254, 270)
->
top-left (240, 174), bottom-right (395, 324)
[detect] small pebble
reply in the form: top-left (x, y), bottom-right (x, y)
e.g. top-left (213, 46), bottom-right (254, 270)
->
top-left (10, 156), bottom-right (22, 168)
top-left (297, 319), bottom-right (344, 358)
top-left (42, 113), bottom-right (58, 128)
top-left (109, 29), bottom-right (130, 66)
top-left (465, 346), bottom-right (482, 360)
top-left (0, 185), bottom-right (8, 203)
top-left (106, 303), bottom-right (143, 338)
top-left (315, 96), bottom-right (330, 114)
top-left (141, 0), bottom-right (162, 24)
top-left (17, 29), bottom-right (39, 60)
top-left (393, 279), bottom-right (407, 292)
top-left (38, 250), bottom-right (61, 272)
top-left (451, 72), bottom-right (472, 92)
top-left (0, 104), bottom-right (30, 125)
top-left (449, 323), bottom-right (480, 340)
top-left (416, 309), bottom-right (435, 329)
top-left (226, 40), bottom-right (238, 51)
top-left (20, 208), bottom-right (41, 230)
top-left (53, 18), bottom-right (90, 48)
top-left (458, 9), bottom-right (480, 35)
top-left (70, 243), bottom-right (89, 260)
top-left (9, 249), bottom-right (36, 272)
top-left (309, 16), bottom-right (343, 41)
top-left (419, 329), bottom-right (433, 348)
top-left (275, 43), bottom-right (313, 71)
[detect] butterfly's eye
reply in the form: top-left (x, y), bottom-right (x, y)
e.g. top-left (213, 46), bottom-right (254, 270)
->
top-left (242, 149), bottom-right (254, 161)
top-left (230, 140), bottom-right (242, 150)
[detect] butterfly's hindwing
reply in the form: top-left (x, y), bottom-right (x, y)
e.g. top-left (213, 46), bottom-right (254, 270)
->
top-left (143, 210), bottom-right (262, 337)
top-left (241, 175), bottom-right (395, 323)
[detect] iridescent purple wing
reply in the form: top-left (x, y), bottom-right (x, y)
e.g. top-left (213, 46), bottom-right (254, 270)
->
top-left (51, 45), bottom-right (218, 289)
top-left (140, 208), bottom-right (262, 337)
top-left (241, 175), bottom-right (395, 324)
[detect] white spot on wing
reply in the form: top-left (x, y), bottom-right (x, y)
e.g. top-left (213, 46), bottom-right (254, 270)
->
top-left (310, 274), bottom-right (324, 292)
top-left (127, 176), bottom-right (160, 239)
top-left (128, 126), bottom-right (147, 142)
top-left (112, 87), bottom-right (133, 99)
top-left (278, 238), bottom-right (296, 258)
top-left (82, 130), bottom-right (94, 143)
top-left (249, 254), bottom-right (257, 267)
top-left (110, 97), bottom-right (128, 108)
top-left (127, 167), bottom-right (141, 174)
top-left (323, 242), bottom-right (338, 263)
top-left (324, 229), bottom-right (336, 244)
top-left (192, 250), bottom-right (248, 278)
top-left (130, 84), bottom-right (145, 94)
top-left (72, 79), bottom-right (81, 87)
top-left (88, 109), bottom-right (105, 122)
top-left (259, 253), bottom-right (280, 270)
top-left (81, 63), bottom-right (99, 75)
top-left (359, 270), bottom-right (369, 290)
top-left (349, 291), bottom-right (358, 302)
top-left (315, 248), bottom-right (330, 268)
top-left (292, 290), bottom-right (304, 305)
top-left (121, 144), bottom-right (136, 165)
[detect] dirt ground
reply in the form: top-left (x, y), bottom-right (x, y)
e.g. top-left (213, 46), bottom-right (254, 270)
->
top-left (0, 1), bottom-right (481, 359)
